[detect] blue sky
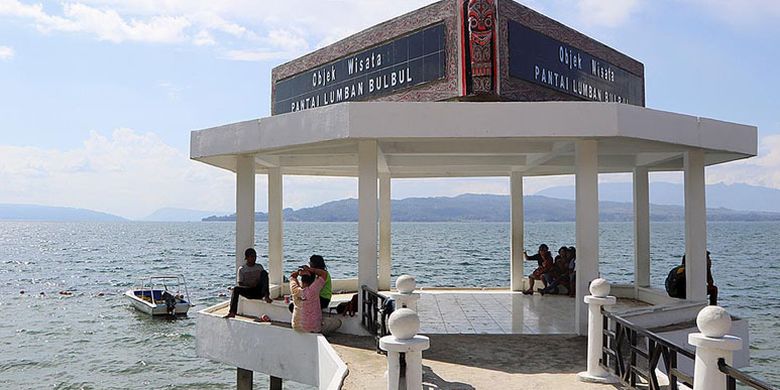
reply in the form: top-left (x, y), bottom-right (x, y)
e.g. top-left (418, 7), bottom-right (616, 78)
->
top-left (1, 0), bottom-right (779, 219)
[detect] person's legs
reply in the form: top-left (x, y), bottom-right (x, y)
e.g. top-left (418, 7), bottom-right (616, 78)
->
top-left (708, 285), bottom-right (718, 306)
top-left (225, 286), bottom-right (264, 318)
top-left (320, 296), bottom-right (331, 311)
top-left (320, 316), bottom-right (342, 336)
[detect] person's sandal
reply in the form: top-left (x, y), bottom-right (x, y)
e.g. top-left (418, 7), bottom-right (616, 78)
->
top-left (223, 312), bottom-right (236, 318)
top-left (522, 289), bottom-right (533, 295)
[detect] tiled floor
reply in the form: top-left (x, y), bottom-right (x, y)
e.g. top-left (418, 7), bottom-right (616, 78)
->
top-left (415, 290), bottom-right (644, 335)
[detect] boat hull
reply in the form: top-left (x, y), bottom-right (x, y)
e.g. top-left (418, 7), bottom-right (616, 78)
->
top-left (125, 290), bottom-right (190, 315)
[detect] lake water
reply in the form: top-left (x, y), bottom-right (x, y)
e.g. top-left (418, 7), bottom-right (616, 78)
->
top-left (0, 221), bottom-right (778, 388)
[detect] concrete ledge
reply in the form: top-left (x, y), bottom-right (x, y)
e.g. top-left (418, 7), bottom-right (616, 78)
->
top-left (197, 302), bottom-right (349, 389)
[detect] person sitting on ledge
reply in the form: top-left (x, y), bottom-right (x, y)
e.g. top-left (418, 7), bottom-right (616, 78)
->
top-left (290, 265), bottom-right (341, 334)
top-left (223, 248), bottom-right (272, 319)
top-left (540, 246), bottom-right (571, 295)
top-left (666, 251), bottom-right (718, 305)
top-left (522, 244), bottom-right (554, 295)
top-left (288, 254), bottom-right (332, 313)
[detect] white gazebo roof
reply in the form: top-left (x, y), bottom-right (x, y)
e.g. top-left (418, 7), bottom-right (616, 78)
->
top-left (190, 101), bottom-right (757, 177)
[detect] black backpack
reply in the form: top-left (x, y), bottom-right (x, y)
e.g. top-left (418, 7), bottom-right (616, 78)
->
top-left (665, 265), bottom-right (686, 298)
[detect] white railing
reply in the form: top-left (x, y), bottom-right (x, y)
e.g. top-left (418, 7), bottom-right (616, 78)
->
top-left (197, 302), bottom-right (348, 390)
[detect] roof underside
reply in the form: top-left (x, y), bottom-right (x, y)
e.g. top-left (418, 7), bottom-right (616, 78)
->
top-left (190, 102), bottom-right (757, 178)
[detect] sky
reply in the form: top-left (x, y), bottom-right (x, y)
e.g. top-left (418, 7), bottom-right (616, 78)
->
top-left (0, 0), bottom-right (779, 219)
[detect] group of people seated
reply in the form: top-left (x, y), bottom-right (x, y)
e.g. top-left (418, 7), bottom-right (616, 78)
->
top-left (224, 248), bottom-right (340, 335)
top-left (522, 244), bottom-right (576, 296)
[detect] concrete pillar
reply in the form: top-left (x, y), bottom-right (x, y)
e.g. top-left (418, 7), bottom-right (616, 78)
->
top-left (684, 149), bottom-right (707, 302)
top-left (237, 367), bottom-right (253, 390)
top-left (269, 376), bottom-right (282, 390)
top-left (268, 167), bottom-right (284, 294)
top-left (633, 167), bottom-right (650, 291)
top-left (358, 140), bottom-right (379, 311)
top-left (510, 171), bottom-right (525, 292)
top-left (380, 308), bottom-right (430, 390)
top-left (575, 140), bottom-right (599, 336)
top-left (379, 172), bottom-right (392, 291)
top-left (688, 306), bottom-right (742, 390)
top-left (236, 155), bottom-right (255, 280)
top-left (577, 279), bottom-right (618, 384)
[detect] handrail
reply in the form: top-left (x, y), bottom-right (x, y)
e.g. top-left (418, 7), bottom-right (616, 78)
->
top-left (719, 358), bottom-right (777, 390)
top-left (361, 285), bottom-right (390, 353)
top-left (601, 310), bottom-right (695, 389)
top-left (603, 310), bottom-right (696, 359)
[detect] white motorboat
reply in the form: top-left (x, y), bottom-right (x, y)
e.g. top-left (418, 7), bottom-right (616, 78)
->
top-left (125, 275), bottom-right (192, 316)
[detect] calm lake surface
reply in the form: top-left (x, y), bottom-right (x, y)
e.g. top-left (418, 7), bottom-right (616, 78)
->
top-left (1, 221), bottom-right (778, 388)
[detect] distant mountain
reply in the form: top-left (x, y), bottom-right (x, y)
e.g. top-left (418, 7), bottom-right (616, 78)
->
top-left (202, 194), bottom-right (780, 222)
top-left (536, 182), bottom-right (780, 213)
top-left (143, 207), bottom-right (229, 222)
top-left (0, 204), bottom-right (127, 222)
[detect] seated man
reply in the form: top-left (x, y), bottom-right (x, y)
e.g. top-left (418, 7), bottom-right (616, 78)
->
top-left (290, 265), bottom-right (340, 334)
top-left (224, 248), bottom-right (272, 318)
top-left (522, 244), bottom-right (554, 295)
top-left (666, 251), bottom-right (717, 305)
top-left (540, 247), bottom-right (571, 295)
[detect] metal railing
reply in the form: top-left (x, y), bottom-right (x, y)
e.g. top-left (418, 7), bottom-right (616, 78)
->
top-left (361, 285), bottom-right (391, 353)
top-left (719, 358), bottom-right (777, 390)
top-left (601, 311), bottom-right (695, 390)
top-left (601, 311), bottom-right (777, 390)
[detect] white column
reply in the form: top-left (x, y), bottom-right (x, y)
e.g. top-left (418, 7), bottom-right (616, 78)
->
top-left (235, 155), bottom-right (255, 280)
top-left (577, 279), bottom-right (618, 384)
top-left (684, 149), bottom-right (707, 302)
top-left (510, 171), bottom-right (525, 291)
top-left (633, 167), bottom-right (650, 292)
top-left (379, 172), bottom-right (392, 291)
top-left (358, 140), bottom-right (379, 311)
top-left (575, 140), bottom-right (599, 336)
top-left (689, 306), bottom-right (742, 390)
top-left (268, 167), bottom-right (283, 294)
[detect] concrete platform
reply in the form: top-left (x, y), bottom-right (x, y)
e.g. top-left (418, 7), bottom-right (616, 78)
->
top-left (415, 290), bottom-right (648, 335)
top-left (327, 333), bottom-right (629, 390)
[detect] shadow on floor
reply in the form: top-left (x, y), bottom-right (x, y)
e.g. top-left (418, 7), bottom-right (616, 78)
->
top-left (328, 333), bottom-right (593, 375)
top-left (423, 365), bottom-right (475, 390)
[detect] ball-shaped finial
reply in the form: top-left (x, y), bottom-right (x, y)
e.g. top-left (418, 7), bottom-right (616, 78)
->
top-left (388, 308), bottom-right (420, 340)
top-left (589, 278), bottom-right (610, 297)
top-left (696, 306), bottom-right (731, 338)
top-left (396, 275), bottom-right (416, 294)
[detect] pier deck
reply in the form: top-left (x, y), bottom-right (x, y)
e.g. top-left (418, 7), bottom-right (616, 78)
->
top-left (328, 333), bottom-right (628, 389)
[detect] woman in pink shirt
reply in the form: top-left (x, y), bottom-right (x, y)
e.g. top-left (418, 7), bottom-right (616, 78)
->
top-left (289, 266), bottom-right (327, 333)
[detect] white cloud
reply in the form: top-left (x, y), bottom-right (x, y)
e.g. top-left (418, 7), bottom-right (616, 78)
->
top-left (707, 134), bottom-right (780, 189)
top-left (0, 45), bottom-right (13, 60)
top-left (0, 129), bottom-right (235, 219)
top-left (576, 0), bottom-right (641, 28)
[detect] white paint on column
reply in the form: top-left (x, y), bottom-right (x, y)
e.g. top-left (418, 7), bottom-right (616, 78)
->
top-left (575, 140), bottom-right (599, 336)
top-left (633, 167), bottom-right (650, 291)
top-left (268, 167), bottom-right (284, 292)
top-left (235, 155), bottom-right (256, 280)
top-left (684, 149), bottom-right (707, 302)
top-left (510, 171), bottom-right (524, 292)
top-left (358, 141), bottom-right (379, 307)
top-left (379, 172), bottom-right (392, 291)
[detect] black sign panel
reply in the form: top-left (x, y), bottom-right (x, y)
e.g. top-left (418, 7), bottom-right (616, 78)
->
top-left (508, 21), bottom-right (643, 106)
top-left (273, 23), bottom-right (447, 115)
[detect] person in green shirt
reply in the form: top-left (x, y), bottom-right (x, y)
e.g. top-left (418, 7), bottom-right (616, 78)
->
top-left (309, 254), bottom-right (332, 309)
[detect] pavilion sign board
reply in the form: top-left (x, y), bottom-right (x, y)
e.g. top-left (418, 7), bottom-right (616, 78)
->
top-left (273, 24), bottom-right (447, 115)
top-left (271, 0), bottom-right (645, 115)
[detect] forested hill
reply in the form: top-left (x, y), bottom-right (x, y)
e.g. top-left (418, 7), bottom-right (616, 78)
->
top-left (202, 194), bottom-right (780, 222)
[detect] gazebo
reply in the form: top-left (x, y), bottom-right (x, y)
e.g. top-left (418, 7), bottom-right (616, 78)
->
top-left (190, 101), bottom-right (756, 335)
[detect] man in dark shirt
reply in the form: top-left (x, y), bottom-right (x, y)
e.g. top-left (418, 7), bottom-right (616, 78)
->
top-left (224, 248), bottom-right (272, 318)
top-left (522, 244), bottom-right (554, 295)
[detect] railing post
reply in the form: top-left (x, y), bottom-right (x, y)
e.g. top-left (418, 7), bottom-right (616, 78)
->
top-left (578, 278), bottom-right (619, 384)
top-left (391, 275), bottom-right (420, 312)
top-left (688, 306), bottom-right (743, 390)
top-left (380, 308), bottom-right (430, 390)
